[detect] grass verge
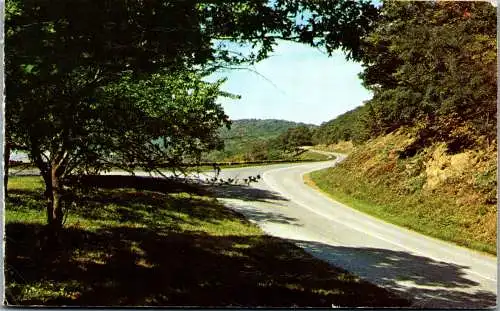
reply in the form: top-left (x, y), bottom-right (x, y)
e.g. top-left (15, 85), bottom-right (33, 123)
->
top-left (296, 150), bottom-right (332, 161)
top-left (305, 135), bottom-right (496, 255)
top-left (306, 170), bottom-right (495, 255)
top-left (313, 141), bottom-right (355, 154)
top-left (5, 176), bottom-right (408, 307)
top-left (191, 154), bottom-right (332, 172)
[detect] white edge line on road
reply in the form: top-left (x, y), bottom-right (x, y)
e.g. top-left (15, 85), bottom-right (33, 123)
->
top-left (261, 163), bottom-right (497, 283)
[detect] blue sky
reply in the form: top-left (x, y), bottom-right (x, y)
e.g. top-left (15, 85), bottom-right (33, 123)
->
top-left (209, 40), bottom-right (373, 125)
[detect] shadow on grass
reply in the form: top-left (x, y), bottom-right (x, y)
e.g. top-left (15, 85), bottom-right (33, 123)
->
top-left (5, 223), bottom-right (410, 307)
top-left (5, 176), bottom-right (409, 307)
top-left (62, 175), bottom-right (260, 227)
top-left (67, 175), bottom-right (207, 195)
top-left (6, 189), bottom-right (45, 212)
top-left (66, 189), bottom-right (239, 227)
top-left (7, 177), bottom-right (242, 229)
top-left (292, 240), bottom-right (497, 308)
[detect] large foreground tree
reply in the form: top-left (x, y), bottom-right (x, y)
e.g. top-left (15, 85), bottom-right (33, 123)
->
top-left (6, 0), bottom-right (379, 232)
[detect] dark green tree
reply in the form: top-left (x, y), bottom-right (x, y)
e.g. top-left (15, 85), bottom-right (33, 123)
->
top-left (278, 125), bottom-right (313, 152)
top-left (313, 105), bottom-right (370, 146)
top-left (359, 1), bottom-right (496, 150)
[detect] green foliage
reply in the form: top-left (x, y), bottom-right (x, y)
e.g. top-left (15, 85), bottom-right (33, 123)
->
top-left (277, 125), bottom-right (314, 152)
top-left (359, 1), bottom-right (496, 151)
top-left (92, 71), bottom-right (233, 171)
top-left (247, 140), bottom-right (272, 161)
top-left (6, 0), bottom-right (380, 227)
top-left (313, 105), bottom-right (370, 146)
top-left (316, 1), bottom-right (496, 153)
top-left (473, 168), bottom-right (497, 204)
top-left (6, 0), bottom-right (380, 160)
top-left (206, 119), bottom-right (316, 162)
top-left (219, 119), bottom-right (313, 141)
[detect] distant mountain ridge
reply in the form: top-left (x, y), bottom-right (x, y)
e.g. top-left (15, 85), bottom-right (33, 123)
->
top-left (220, 119), bottom-right (317, 140)
top-left (205, 119), bottom-right (317, 161)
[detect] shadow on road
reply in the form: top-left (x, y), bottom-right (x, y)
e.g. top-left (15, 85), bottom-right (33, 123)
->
top-left (204, 184), bottom-right (300, 225)
top-left (235, 209), bottom-right (300, 226)
top-left (290, 240), bottom-right (497, 308)
top-left (205, 184), bottom-right (288, 202)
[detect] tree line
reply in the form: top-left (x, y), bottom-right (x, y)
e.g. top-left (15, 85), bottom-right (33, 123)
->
top-left (314, 1), bottom-right (496, 153)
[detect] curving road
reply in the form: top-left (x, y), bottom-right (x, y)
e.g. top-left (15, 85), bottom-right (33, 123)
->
top-left (11, 155), bottom-right (497, 307)
top-left (201, 154), bottom-right (497, 308)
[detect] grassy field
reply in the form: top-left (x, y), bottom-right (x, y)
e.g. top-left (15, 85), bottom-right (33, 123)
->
top-left (5, 176), bottom-right (408, 307)
top-left (307, 131), bottom-right (497, 255)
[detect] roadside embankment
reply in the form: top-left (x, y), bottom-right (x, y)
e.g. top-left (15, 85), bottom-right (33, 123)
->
top-left (307, 130), bottom-right (497, 255)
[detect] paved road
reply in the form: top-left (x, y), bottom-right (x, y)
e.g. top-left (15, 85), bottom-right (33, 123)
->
top-left (11, 156), bottom-right (497, 307)
top-left (201, 155), bottom-right (497, 308)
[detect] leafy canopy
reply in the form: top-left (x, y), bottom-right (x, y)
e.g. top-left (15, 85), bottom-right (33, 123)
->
top-left (5, 0), bottom-right (380, 227)
top-left (315, 1), bottom-right (496, 152)
top-left (6, 0), bottom-right (380, 172)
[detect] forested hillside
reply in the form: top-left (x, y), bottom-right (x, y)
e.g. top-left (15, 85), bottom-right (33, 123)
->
top-left (310, 1), bottom-right (497, 254)
top-left (312, 105), bottom-right (370, 145)
top-left (205, 119), bottom-right (318, 161)
top-left (218, 119), bottom-right (313, 141)
top-left (315, 1), bottom-right (495, 151)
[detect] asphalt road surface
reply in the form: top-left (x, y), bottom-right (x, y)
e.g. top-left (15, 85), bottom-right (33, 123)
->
top-left (11, 156), bottom-right (497, 308)
top-left (200, 155), bottom-right (497, 308)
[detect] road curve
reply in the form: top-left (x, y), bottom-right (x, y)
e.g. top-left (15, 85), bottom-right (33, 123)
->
top-left (11, 157), bottom-right (497, 307)
top-left (204, 155), bottom-right (497, 308)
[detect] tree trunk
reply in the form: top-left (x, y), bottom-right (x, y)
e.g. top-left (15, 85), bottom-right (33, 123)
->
top-left (43, 164), bottom-right (64, 235)
top-left (4, 142), bottom-right (10, 197)
top-left (28, 137), bottom-right (67, 243)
